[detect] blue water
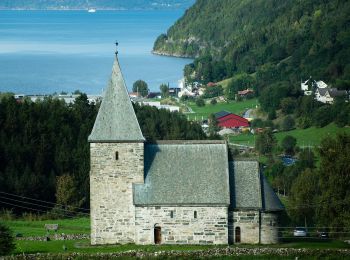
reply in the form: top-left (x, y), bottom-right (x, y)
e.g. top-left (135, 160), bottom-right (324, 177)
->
top-left (0, 10), bottom-right (191, 94)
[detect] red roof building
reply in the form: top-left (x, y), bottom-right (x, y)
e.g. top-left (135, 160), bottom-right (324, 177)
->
top-left (217, 113), bottom-right (249, 128)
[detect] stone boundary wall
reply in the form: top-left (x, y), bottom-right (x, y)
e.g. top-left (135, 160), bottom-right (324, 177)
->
top-left (5, 247), bottom-right (350, 259)
top-left (90, 142), bottom-right (144, 245)
top-left (135, 206), bottom-right (228, 245)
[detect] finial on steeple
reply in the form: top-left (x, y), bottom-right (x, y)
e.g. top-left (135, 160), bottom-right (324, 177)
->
top-left (115, 41), bottom-right (119, 56)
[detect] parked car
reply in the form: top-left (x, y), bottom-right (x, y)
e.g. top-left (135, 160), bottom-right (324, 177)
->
top-left (293, 227), bottom-right (308, 237)
top-left (318, 231), bottom-right (329, 239)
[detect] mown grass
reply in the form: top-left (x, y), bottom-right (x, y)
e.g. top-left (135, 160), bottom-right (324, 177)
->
top-left (15, 240), bottom-right (222, 255)
top-left (14, 239), bottom-right (350, 255)
top-left (274, 123), bottom-right (350, 147)
top-left (186, 98), bottom-right (257, 120)
top-left (229, 123), bottom-right (350, 147)
top-left (3, 217), bottom-right (90, 237)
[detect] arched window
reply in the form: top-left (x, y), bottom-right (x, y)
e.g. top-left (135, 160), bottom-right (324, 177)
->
top-left (194, 211), bottom-right (197, 219)
top-left (235, 227), bottom-right (241, 243)
top-left (170, 210), bottom-right (174, 218)
top-left (154, 225), bottom-right (161, 244)
top-left (115, 151), bottom-right (119, 160)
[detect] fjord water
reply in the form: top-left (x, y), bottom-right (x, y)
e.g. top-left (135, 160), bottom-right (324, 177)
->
top-left (0, 10), bottom-right (191, 94)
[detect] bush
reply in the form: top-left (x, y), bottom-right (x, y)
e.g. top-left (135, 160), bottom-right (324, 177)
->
top-left (196, 97), bottom-right (205, 107)
top-left (0, 223), bottom-right (15, 256)
top-left (281, 116), bottom-right (295, 131)
top-left (210, 98), bottom-right (217, 105)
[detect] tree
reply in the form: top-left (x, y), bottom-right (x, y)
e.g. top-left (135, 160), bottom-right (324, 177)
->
top-left (280, 97), bottom-right (297, 115)
top-left (210, 98), bottom-right (217, 105)
top-left (132, 80), bottom-right (149, 97)
top-left (159, 83), bottom-right (169, 98)
top-left (195, 97), bottom-right (205, 107)
top-left (255, 129), bottom-right (276, 155)
top-left (0, 223), bottom-right (15, 256)
top-left (208, 113), bottom-right (220, 137)
top-left (281, 135), bottom-right (297, 155)
top-left (281, 116), bottom-right (295, 131)
top-left (289, 169), bottom-right (319, 226)
top-left (317, 134), bottom-right (350, 231)
top-left (55, 174), bottom-right (82, 212)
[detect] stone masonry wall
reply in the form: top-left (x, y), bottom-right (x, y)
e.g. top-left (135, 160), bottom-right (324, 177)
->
top-left (260, 212), bottom-right (279, 244)
top-left (232, 211), bottom-right (260, 244)
top-left (135, 206), bottom-right (228, 245)
top-left (90, 142), bottom-right (144, 245)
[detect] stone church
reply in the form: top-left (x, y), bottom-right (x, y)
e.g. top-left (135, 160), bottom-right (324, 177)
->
top-left (88, 52), bottom-right (284, 245)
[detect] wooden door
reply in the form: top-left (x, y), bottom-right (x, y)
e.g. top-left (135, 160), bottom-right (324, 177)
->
top-left (154, 226), bottom-right (161, 244)
top-left (235, 227), bottom-right (241, 243)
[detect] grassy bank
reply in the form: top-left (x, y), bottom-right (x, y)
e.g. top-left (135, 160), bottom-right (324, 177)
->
top-left (186, 98), bottom-right (257, 120)
top-left (229, 123), bottom-right (350, 147)
top-left (3, 217), bottom-right (90, 237)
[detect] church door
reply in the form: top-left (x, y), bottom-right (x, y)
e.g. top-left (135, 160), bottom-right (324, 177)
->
top-left (235, 227), bottom-right (241, 243)
top-left (154, 226), bottom-right (161, 244)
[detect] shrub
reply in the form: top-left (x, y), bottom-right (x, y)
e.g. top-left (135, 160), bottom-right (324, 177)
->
top-left (210, 98), bottom-right (217, 105)
top-left (196, 97), bottom-right (205, 107)
top-left (0, 223), bottom-right (15, 256)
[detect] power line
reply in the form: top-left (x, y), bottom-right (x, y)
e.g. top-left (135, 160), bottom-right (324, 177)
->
top-left (0, 191), bottom-right (89, 212)
top-left (0, 200), bottom-right (86, 219)
top-left (0, 195), bottom-right (89, 216)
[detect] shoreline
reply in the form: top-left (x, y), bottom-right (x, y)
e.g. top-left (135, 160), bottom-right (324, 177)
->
top-left (152, 50), bottom-right (195, 60)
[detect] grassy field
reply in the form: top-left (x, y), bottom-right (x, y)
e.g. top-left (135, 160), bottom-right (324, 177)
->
top-left (229, 123), bottom-right (350, 147)
top-left (13, 239), bottom-right (350, 255)
top-left (185, 98), bottom-right (258, 121)
top-left (2, 218), bottom-right (349, 257)
top-left (3, 217), bottom-right (90, 237)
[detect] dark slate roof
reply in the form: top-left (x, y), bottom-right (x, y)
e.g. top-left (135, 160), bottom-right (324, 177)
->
top-left (329, 88), bottom-right (348, 97)
top-left (228, 160), bottom-right (284, 212)
top-left (261, 174), bottom-right (285, 211)
top-left (133, 141), bottom-right (230, 205)
top-left (215, 110), bottom-right (231, 119)
top-left (229, 161), bottom-right (262, 209)
top-left (88, 56), bottom-right (144, 142)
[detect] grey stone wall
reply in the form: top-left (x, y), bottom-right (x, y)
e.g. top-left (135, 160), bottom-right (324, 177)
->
top-left (135, 206), bottom-right (228, 245)
top-left (260, 212), bottom-right (279, 244)
top-left (229, 210), bottom-right (279, 244)
top-left (231, 210), bottom-right (260, 244)
top-left (90, 142), bottom-right (144, 245)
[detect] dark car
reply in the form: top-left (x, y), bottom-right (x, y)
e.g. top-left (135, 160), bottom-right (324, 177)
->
top-left (319, 231), bottom-right (329, 239)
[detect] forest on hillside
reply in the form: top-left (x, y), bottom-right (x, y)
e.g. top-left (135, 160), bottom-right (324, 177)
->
top-left (0, 94), bottom-right (205, 215)
top-left (154, 0), bottom-right (350, 89)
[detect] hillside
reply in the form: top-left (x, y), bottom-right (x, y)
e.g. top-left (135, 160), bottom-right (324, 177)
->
top-left (0, 0), bottom-right (195, 10)
top-left (153, 0), bottom-right (350, 86)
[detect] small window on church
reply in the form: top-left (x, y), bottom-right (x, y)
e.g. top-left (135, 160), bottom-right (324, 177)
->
top-left (170, 210), bottom-right (174, 218)
top-left (115, 151), bottom-right (119, 160)
top-left (194, 211), bottom-right (197, 219)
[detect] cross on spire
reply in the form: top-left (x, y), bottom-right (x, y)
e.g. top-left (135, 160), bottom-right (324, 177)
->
top-left (115, 41), bottom-right (119, 56)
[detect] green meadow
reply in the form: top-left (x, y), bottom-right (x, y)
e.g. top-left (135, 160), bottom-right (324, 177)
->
top-left (185, 98), bottom-right (258, 121)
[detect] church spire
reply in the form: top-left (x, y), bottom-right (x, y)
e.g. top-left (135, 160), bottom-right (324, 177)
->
top-left (88, 44), bottom-right (145, 142)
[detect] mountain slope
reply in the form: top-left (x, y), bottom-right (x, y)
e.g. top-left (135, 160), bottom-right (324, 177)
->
top-left (153, 0), bottom-right (350, 85)
top-left (0, 0), bottom-right (195, 10)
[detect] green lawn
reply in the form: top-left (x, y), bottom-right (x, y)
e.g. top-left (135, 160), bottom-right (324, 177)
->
top-left (15, 240), bottom-right (219, 255)
top-left (13, 239), bottom-right (350, 256)
top-left (185, 98), bottom-right (258, 121)
top-left (275, 123), bottom-right (350, 147)
top-left (3, 217), bottom-right (90, 237)
top-left (229, 123), bottom-right (350, 147)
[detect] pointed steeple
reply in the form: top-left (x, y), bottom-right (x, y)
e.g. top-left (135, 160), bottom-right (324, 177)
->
top-left (88, 47), bottom-right (145, 142)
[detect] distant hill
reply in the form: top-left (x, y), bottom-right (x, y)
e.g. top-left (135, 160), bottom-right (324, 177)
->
top-left (0, 0), bottom-right (195, 10)
top-left (153, 0), bottom-right (350, 86)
